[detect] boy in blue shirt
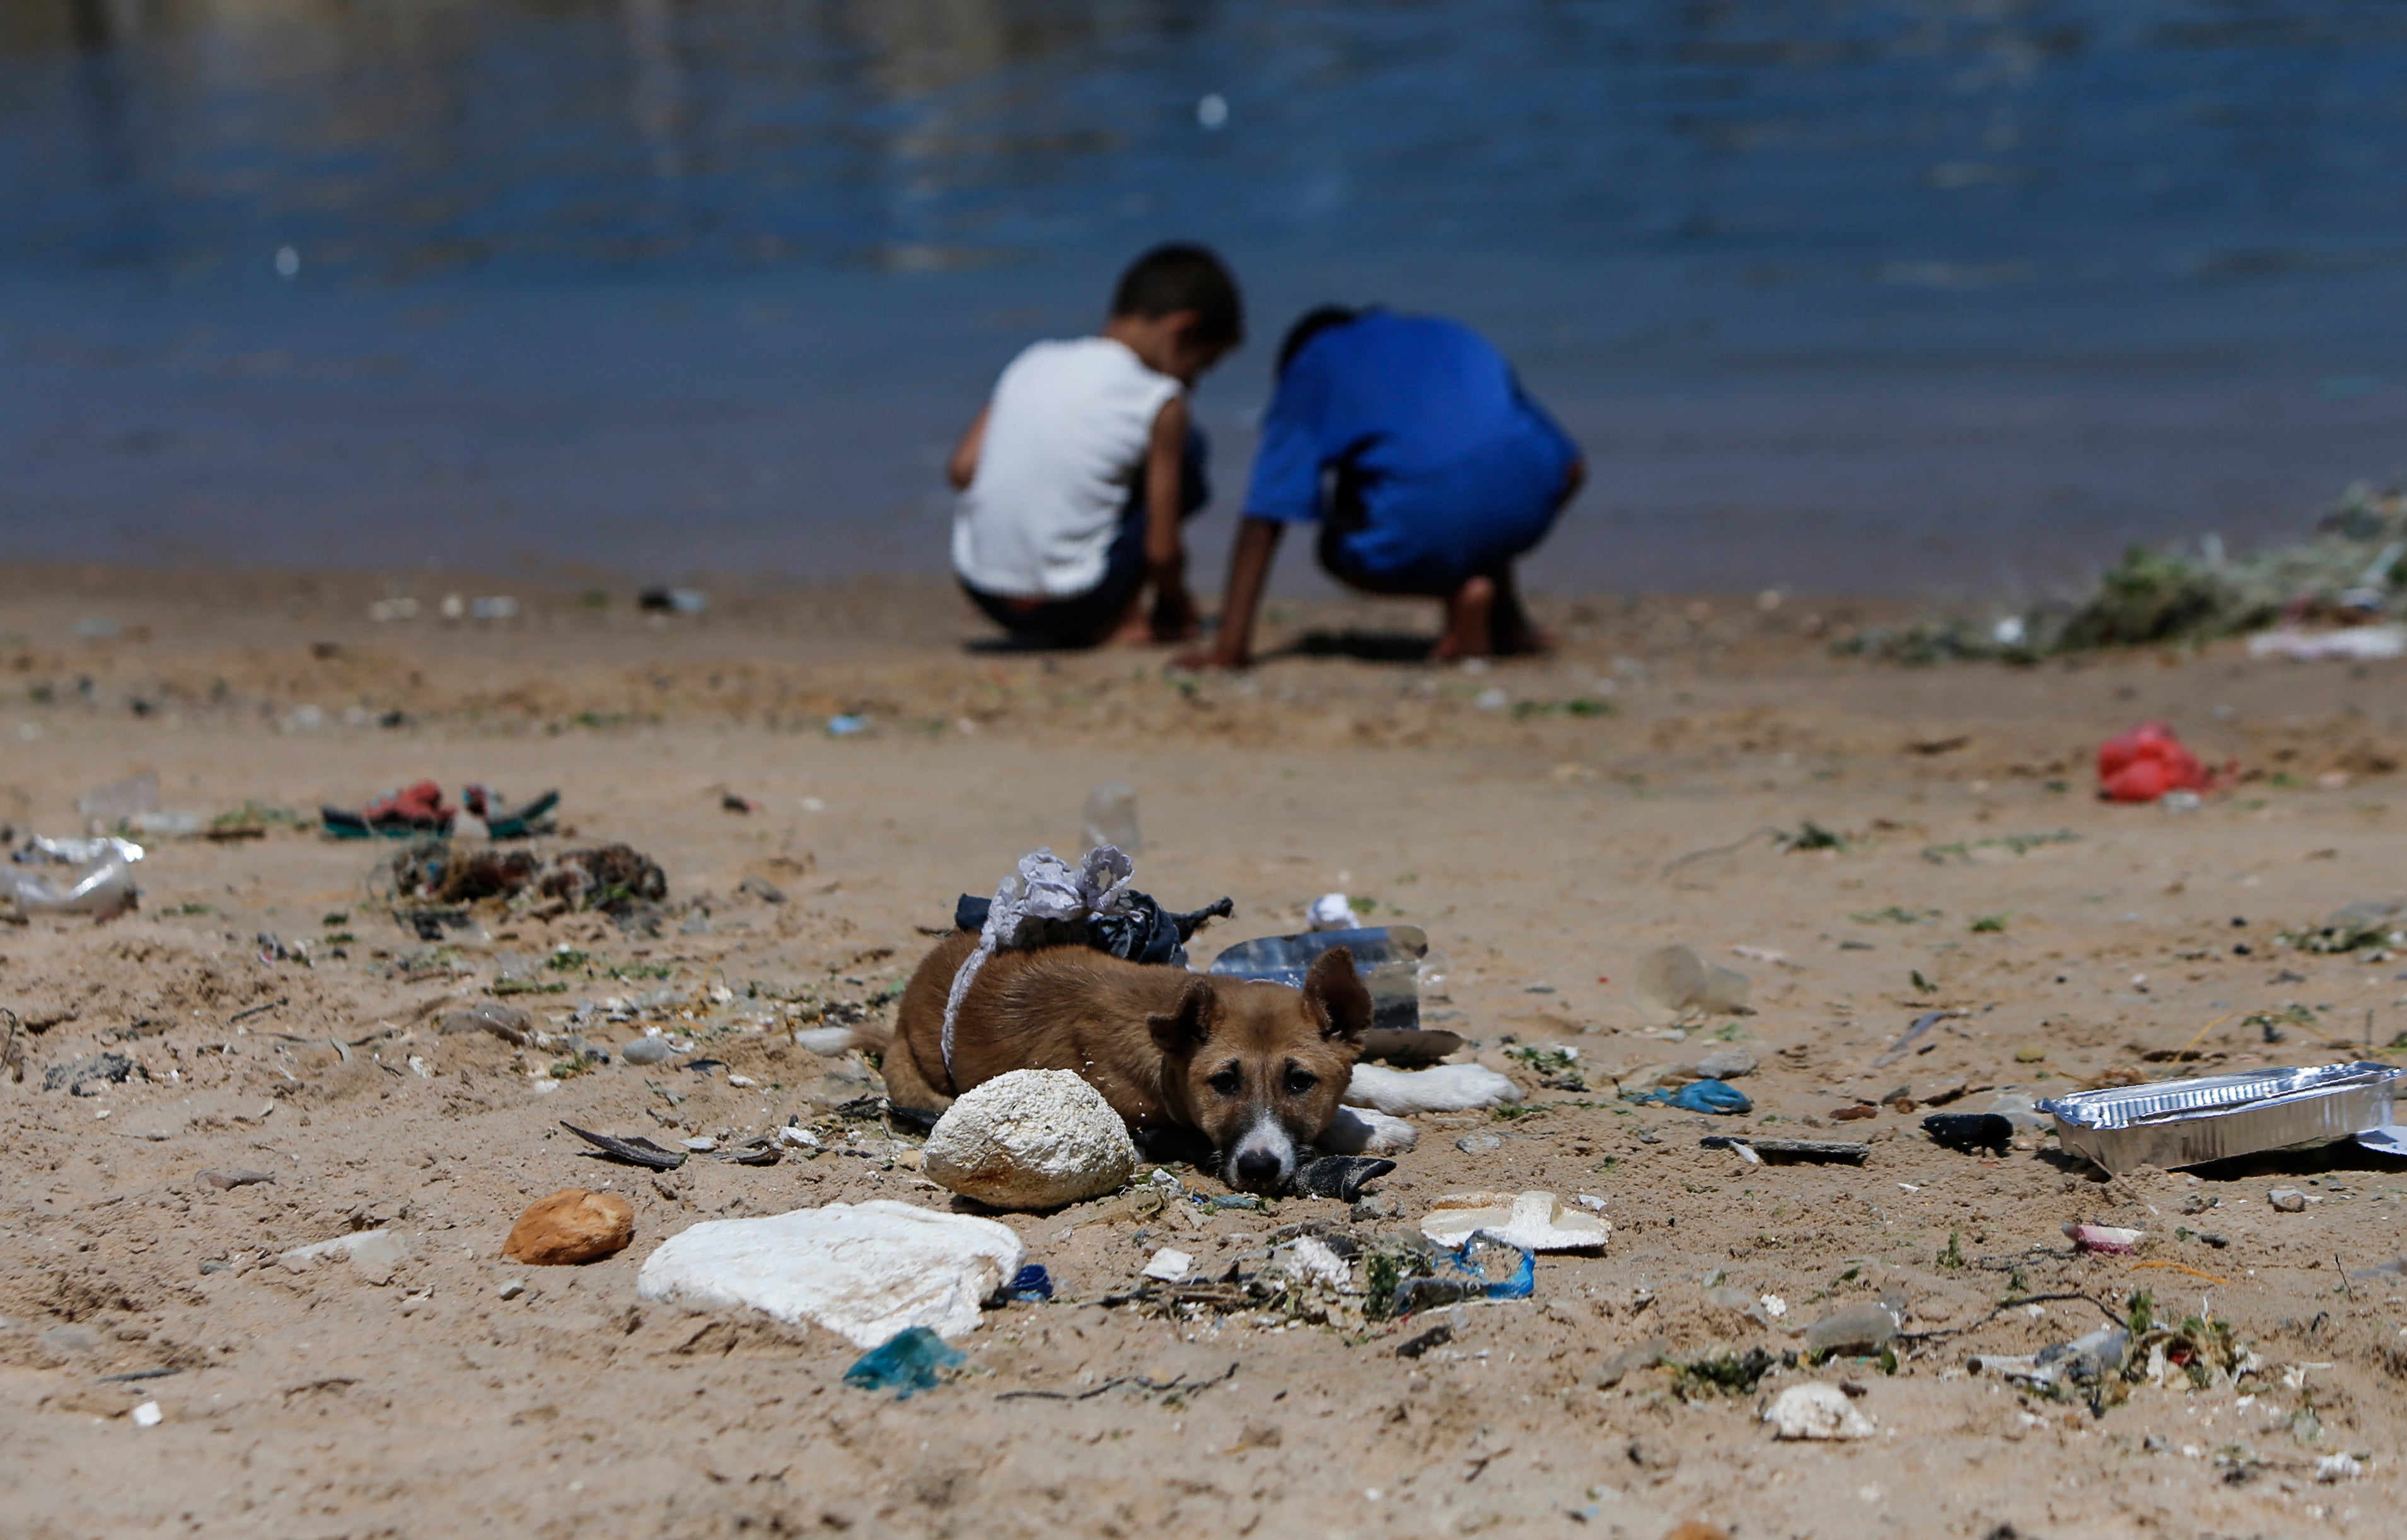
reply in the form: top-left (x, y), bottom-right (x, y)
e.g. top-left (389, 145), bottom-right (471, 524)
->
top-left (1185, 306), bottom-right (1582, 666)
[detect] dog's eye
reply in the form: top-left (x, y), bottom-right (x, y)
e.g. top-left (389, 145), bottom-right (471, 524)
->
top-left (1208, 1068), bottom-right (1242, 1097)
top-left (1284, 1070), bottom-right (1318, 1096)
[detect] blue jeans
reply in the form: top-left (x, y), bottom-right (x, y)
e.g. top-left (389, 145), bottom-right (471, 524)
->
top-left (963, 429), bottom-right (1209, 648)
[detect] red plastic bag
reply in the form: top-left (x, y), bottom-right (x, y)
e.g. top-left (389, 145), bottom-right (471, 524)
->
top-left (2097, 722), bottom-right (2208, 802)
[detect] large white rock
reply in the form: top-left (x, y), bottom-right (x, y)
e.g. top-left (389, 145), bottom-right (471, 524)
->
top-left (1345, 1062), bottom-right (1522, 1115)
top-left (635, 1200), bottom-right (1024, 1347)
top-left (922, 1068), bottom-right (1137, 1210)
top-left (1763, 1382), bottom-right (1876, 1440)
top-left (1419, 1191), bottom-right (1610, 1253)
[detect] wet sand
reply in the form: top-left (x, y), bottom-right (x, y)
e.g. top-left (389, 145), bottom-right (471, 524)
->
top-left (4, 565), bottom-right (2406, 1539)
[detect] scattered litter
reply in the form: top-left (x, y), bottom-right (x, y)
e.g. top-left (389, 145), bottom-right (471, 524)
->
top-left (681, 1136), bottom-right (719, 1152)
top-left (14, 834), bottom-right (142, 866)
top-left (826, 715), bottom-right (870, 736)
top-left (1700, 1136), bottom-right (1865, 1164)
top-left (1270, 1236), bottom-right (1352, 1290)
top-left (1212, 923), bottom-right (1423, 1031)
top-left (2316, 1454), bottom-right (2365, 1483)
top-left (199, 1168), bottom-right (273, 1191)
top-left (1345, 1062), bottom-right (1521, 1114)
top-left (639, 586), bottom-right (710, 615)
top-left (1804, 1299), bottom-right (1901, 1357)
top-left (79, 771), bottom-right (159, 832)
top-left (634, 1200), bottom-right (1026, 1346)
top-left (1307, 893), bottom-right (1359, 931)
top-left (1419, 1191), bottom-right (1609, 1253)
top-left (462, 785), bottom-right (559, 840)
top-left (1383, 1236), bottom-right (1534, 1316)
top-left (1319, 1106), bottom-right (1418, 1155)
top-left (2097, 722), bottom-right (2212, 804)
top-left (921, 1069), bottom-right (1138, 1210)
top-left (1871, 1010), bottom-right (1948, 1069)
top-left (1764, 1382), bottom-right (1876, 1440)
top-left (44, 1052), bottom-right (134, 1096)
top-left (2043, 1063), bottom-right (2401, 1173)
top-left (438, 1002), bottom-right (533, 1046)
top-left (386, 839), bottom-right (665, 918)
top-left (130, 1401), bottom-right (163, 1428)
top-left (1633, 1079), bottom-right (1752, 1114)
top-left (504, 1188), bottom-right (635, 1265)
top-left (1142, 1248), bottom-right (1195, 1283)
top-left (1290, 1155), bottom-right (1395, 1202)
top-left (279, 1229), bottom-right (409, 1285)
top-left (1082, 782), bottom-right (1141, 854)
top-left (1395, 1321), bottom-right (1454, 1358)
top-left (2249, 625), bottom-right (2406, 662)
top-left (2, 850), bottom-right (139, 920)
top-left (560, 1123), bottom-right (687, 1170)
top-left (1922, 1112), bottom-right (2013, 1155)
top-left (843, 1326), bottom-right (963, 1399)
top-left (1631, 944), bottom-right (1750, 1021)
top-left (2065, 1223), bottom-right (2145, 1254)
top-left (1007, 1265), bottom-right (1053, 1302)
top-left (323, 780), bottom-right (455, 838)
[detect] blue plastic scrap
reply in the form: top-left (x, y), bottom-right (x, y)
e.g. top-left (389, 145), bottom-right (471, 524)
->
top-left (1387, 1237), bottom-right (1534, 1316)
top-left (1009, 1264), bottom-right (1054, 1302)
top-left (1630, 1078), bottom-right (1753, 1115)
top-left (842, 1326), bottom-right (963, 1399)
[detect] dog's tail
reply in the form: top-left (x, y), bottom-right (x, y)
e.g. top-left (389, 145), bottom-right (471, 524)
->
top-left (794, 1021), bottom-right (890, 1057)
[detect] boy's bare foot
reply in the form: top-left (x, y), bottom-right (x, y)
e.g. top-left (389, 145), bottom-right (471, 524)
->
top-left (1432, 575), bottom-right (1496, 661)
top-left (1488, 566), bottom-right (1556, 655)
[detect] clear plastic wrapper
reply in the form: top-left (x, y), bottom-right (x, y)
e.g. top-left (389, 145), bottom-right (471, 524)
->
top-left (0, 852), bottom-right (139, 918)
top-left (1208, 924), bottom-right (1426, 1031)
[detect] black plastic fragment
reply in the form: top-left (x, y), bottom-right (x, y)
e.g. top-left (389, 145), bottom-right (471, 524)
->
top-left (1922, 1111), bottom-right (2014, 1156)
top-left (1395, 1322), bottom-right (1454, 1358)
top-left (1290, 1155), bottom-right (1395, 1202)
top-left (560, 1121), bottom-right (687, 1169)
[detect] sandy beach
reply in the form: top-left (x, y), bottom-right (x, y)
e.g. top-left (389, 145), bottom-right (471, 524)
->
top-left (5, 564), bottom-right (2406, 1539)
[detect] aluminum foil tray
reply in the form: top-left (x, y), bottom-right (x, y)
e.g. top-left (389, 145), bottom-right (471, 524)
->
top-left (2040, 1062), bottom-right (2404, 1174)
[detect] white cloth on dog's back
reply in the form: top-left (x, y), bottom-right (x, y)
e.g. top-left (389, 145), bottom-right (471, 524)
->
top-left (941, 845), bottom-right (1139, 1086)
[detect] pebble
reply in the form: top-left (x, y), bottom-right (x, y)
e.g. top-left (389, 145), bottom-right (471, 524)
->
top-left (199, 1168), bottom-right (274, 1191)
top-left (922, 1069), bottom-right (1137, 1210)
top-left (622, 1036), bottom-right (675, 1066)
top-left (1455, 1133), bottom-right (1503, 1155)
top-left (2268, 1188), bottom-right (2308, 1213)
top-left (503, 1189), bottom-right (635, 1265)
top-left (497, 1278), bottom-right (526, 1300)
top-left (131, 1401), bottom-right (163, 1428)
top-left (1692, 1046), bottom-right (1759, 1080)
top-left (682, 1136), bottom-right (719, 1152)
top-left (279, 1229), bottom-right (409, 1286)
top-left (1764, 1382), bottom-right (1876, 1440)
top-left (438, 1001), bottom-right (532, 1046)
top-left (1804, 1299), bottom-right (1901, 1356)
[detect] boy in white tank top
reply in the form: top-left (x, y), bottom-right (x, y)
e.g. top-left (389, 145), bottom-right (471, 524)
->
top-left (949, 244), bottom-right (1243, 648)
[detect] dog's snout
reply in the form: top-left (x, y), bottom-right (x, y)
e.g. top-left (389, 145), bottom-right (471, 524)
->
top-left (1234, 1149), bottom-right (1284, 1188)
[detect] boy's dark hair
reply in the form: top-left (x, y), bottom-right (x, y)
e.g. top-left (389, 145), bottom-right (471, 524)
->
top-left (1111, 243), bottom-right (1244, 347)
top-left (1276, 304), bottom-right (1361, 376)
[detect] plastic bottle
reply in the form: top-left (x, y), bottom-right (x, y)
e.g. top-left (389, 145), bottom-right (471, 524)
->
top-left (1082, 782), bottom-right (1141, 854)
top-left (1209, 925), bottom-right (1426, 1031)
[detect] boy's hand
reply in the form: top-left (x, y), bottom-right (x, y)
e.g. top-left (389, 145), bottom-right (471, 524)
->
top-left (1150, 585), bottom-right (1200, 643)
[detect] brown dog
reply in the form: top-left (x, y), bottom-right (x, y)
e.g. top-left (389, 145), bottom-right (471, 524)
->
top-left (877, 931), bottom-right (1372, 1193)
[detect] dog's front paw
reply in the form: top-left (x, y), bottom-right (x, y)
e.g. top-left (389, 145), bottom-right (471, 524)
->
top-left (1319, 1105), bottom-right (1417, 1155)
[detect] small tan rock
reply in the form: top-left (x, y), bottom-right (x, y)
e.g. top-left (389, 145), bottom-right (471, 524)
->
top-left (504, 1189), bottom-right (634, 1265)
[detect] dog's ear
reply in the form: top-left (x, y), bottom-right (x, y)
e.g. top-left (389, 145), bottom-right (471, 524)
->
top-left (1147, 976), bottom-right (1218, 1057)
top-left (1302, 946), bottom-right (1373, 1044)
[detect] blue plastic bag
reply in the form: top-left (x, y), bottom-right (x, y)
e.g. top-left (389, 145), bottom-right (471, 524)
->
top-left (842, 1326), bottom-right (963, 1399)
top-left (1008, 1264), bottom-right (1054, 1302)
top-left (1633, 1078), bottom-right (1753, 1115)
